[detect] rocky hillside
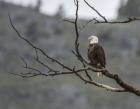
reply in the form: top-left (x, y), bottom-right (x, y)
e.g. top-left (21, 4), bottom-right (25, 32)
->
top-left (0, 1), bottom-right (140, 109)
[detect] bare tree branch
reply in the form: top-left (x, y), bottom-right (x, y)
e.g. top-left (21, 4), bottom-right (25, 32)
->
top-left (93, 17), bottom-right (140, 24)
top-left (8, 0), bottom-right (140, 97)
top-left (9, 14), bottom-right (72, 72)
top-left (63, 19), bottom-right (75, 24)
top-left (72, 0), bottom-right (92, 81)
top-left (9, 66), bottom-right (126, 92)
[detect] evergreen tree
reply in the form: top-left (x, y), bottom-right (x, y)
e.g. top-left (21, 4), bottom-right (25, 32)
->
top-left (35, 0), bottom-right (42, 12)
top-left (55, 5), bottom-right (65, 18)
top-left (118, 0), bottom-right (140, 17)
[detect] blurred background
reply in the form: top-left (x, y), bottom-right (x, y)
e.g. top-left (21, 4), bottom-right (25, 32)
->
top-left (0, 0), bottom-right (140, 108)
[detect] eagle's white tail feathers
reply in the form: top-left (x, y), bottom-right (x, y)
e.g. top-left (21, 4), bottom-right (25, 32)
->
top-left (97, 72), bottom-right (103, 77)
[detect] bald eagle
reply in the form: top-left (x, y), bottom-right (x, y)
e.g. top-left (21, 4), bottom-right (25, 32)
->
top-left (88, 36), bottom-right (106, 69)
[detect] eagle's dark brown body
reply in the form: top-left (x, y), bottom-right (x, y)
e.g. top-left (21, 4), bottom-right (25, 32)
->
top-left (88, 43), bottom-right (106, 68)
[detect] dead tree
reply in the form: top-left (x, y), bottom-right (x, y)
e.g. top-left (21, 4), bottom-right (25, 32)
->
top-left (9, 0), bottom-right (140, 97)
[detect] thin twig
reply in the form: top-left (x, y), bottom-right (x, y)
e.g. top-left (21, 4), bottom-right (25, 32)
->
top-left (84, 0), bottom-right (107, 22)
top-left (63, 19), bottom-right (75, 24)
top-left (94, 17), bottom-right (140, 24)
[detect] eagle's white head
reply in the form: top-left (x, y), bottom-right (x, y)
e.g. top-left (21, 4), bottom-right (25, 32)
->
top-left (88, 35), bottom-right (98, 44)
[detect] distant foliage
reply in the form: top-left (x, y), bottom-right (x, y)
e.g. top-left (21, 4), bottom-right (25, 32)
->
top-left (0, 0), bottom-right (6, 9)
top-left (55, 5), bottom-right (65, 18)
top-left (118, 0), bottom-right (140, 17)
top-left (136, 40), bottom-right (140, 56)
top-left (26, 22), bottom-right (38, 42)
top-left (34, 0), bottom-right (42, 12)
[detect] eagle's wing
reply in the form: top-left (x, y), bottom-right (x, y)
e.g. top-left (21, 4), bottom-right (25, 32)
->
top-left (88, 44), bottom-right (106, 68)
top-left (88, 45), bottom-right (96, 64)
top-left (94, 44), bottom-right (106, 68)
